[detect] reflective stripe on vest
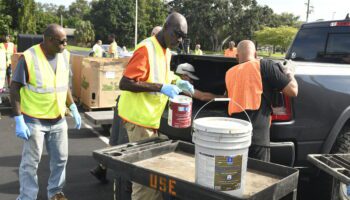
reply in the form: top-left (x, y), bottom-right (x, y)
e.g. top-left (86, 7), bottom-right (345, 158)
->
top-left (0, 42), bottom-right (15, 66)
top-left (226, 59), bottom-right (263, 115)
top-left (20, 44), bottom-right (70, 119)
top-left (118, 36), bottom-right (173, 129)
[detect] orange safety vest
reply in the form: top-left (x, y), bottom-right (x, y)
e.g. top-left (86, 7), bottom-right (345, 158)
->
top-left (225, 59), bottom-right (263, 115)
top-left (224, 48), bottom-right (237, 58)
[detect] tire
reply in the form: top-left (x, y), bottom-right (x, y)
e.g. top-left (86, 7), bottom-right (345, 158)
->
top-left (331, 125), bottom-right (350, 153)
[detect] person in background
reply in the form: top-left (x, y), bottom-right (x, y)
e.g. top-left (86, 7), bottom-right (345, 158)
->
top-left (151, 26), bottom-right (162, 36)
top-left (10, 24), bottom-right (81, 200)
top-left (108, 34), bottom-right (118, 58)
top-left (118, 12), bottom-right (193, 200)
top-left (224, 41), bottom-right (237, 58)
top-left (225, 40), bottom-right (298, 162)
top-left (92, 40), bottom-right (103, 58)
top-left (176, 63), bottom-right (223, 101)
top-left (194, 44), bottom-right (203, 55)
top-left (0, 34), bottom-right (16, 91)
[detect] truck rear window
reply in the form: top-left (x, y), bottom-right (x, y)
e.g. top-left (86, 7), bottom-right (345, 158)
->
top-left (287, 28), bottom-right (350, 64)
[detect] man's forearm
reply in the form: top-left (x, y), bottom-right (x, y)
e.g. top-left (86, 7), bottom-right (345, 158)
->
top-left (10, 82), bottom-right (22, 116)
top-left (66, 89), bottom-right (74, 107)
top-left (119, 76), bottom-right (163, 92)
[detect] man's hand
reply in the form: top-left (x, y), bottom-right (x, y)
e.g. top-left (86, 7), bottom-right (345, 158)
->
top-left (280, 59), bottom-right (296, 77)
top-left (160, 84), bottom-right (182, 99)
top-left (14, 115), bottom-right (31, 140)
top-left (176, 80), bottom-right (194, 95)
top-left (69, 104), bottom-right (81, 129)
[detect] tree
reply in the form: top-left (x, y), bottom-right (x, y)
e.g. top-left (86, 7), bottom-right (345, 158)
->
top-left (18, 0), bottom-right (37, 34)
top-left (74, 20), bottom-right (95, 47)
top-left (0, 15), bottom-right (12, 35)
top-left (66, 0), bottom-right (91, 27)
top-left (168, 0), bottom-right (276, 51)
top-left (89, 0), bottom-right (166, 47)
top-left (35, 2), bottom-right (60, 33)
top-left (254, 26), bottom-right (298, 53)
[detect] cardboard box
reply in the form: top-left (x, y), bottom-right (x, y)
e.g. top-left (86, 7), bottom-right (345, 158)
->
top-left (11, 53), bottom-right (23, 73)
top-left (70, 54), bottom-right (85, 98)
top-left (80, 57), bottom-right (126, 108)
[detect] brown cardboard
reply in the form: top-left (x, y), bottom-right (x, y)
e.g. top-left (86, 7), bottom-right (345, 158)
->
top-left (71, 54), bottom-right (85, 98)
top-left (80, 57), bottom-right (127, 108)
top-left (11, 53), bottom-right (23, 73)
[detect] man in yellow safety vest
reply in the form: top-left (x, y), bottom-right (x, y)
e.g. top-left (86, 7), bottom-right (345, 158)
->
top-left (108, 34), bottom-right (118, 58)
top-left (117, 12), bottom-right (194, 200)
top-left (10, 24), bottom-right (81, 200)
top-left (0, 34), bottom-right (16, 88)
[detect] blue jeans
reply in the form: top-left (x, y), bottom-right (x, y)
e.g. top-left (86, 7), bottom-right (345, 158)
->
top-left (17, 120), bottom-right (68, 200)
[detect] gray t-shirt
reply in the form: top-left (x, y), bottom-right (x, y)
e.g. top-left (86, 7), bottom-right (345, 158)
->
top-left (12, 55), bottom-right (68, 125)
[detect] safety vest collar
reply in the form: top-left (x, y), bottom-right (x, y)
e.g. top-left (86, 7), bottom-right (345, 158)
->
top-left (28, 45), bottom-right (70, 89)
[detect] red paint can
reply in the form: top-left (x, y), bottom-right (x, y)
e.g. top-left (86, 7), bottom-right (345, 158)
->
top-left (168, 95), bottom-right (192, 128)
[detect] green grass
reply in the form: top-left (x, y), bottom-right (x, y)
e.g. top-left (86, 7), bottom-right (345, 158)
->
top-left (66, 45), bottom-right (90, 52)
top-left (257, 51), bottom-right (285, 59)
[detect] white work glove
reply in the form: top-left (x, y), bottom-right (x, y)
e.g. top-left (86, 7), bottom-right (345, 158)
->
top-left (280, 59), bottom-right (295, 77)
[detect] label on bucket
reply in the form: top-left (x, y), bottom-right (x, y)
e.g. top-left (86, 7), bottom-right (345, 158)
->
top-left (168, 96), bottom-right (192, 128)
top-left (197, 152), bottom-right (242, 191)
top-left (214, 155), bottom-right (242, 191)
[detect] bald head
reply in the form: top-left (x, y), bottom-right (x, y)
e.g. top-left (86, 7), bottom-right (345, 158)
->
top-left (160, 12), bottom-right (188, 49)
top-left (164, 12), bottom-right (187, 31)
top-left (42, 24), bottom-right (67, 55)
top-left (44, 24), bottom-right (65, 39)
top-left (237, 40), bottom-right (256, 63)
top-left (151, 26), bottom-right (162, 36)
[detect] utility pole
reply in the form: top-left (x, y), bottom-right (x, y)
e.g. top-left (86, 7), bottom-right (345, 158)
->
top-left (134, 0), bottom-right (138, 48)
top-left (306, 0), bottom-right (310, 22)
top-left (60, 14), bottom-right (63, 27)
top-left (332, 12), bottom-right (336, 20)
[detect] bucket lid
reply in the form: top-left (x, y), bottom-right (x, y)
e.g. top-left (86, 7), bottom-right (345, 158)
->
top-left (193, 117), bottom-right (252, 134)
top-left (170, 95), bottom-right (192, 103)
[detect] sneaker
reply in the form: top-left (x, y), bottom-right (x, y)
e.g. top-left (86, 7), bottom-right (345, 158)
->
top-left (90, 164), bottom-right (108, 184)
top-left (50, 192), bottom-right (67, 200)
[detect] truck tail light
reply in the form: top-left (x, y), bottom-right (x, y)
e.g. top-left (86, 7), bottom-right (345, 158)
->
top-left (271, 93), bottom-right (292, 121)
top-left (330, 22), bottom-right (350, 26)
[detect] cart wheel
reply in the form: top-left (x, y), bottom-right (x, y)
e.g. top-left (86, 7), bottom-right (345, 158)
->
top-left (101, 124), bottom-right (112, 134)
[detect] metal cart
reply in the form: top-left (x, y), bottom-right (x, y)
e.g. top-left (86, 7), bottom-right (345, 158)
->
top-left (308, 154), bottom-right (350, 200)
top-left (93, 138), bottom-right (299, 200)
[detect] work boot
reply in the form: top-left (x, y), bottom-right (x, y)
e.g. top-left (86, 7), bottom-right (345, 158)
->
top-left (50, 192), bottom-right (67, 200)
top-left (90, 164), bottom-right (108, 184)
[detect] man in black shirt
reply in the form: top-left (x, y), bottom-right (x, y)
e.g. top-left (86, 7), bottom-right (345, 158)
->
top-left (225, 40), bottom-right (298, 162)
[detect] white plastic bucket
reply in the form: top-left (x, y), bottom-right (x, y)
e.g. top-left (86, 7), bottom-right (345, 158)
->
top-left (168, 95), bottom-right (192, 128)
top-left (192, 117), bottom-right (252, 197)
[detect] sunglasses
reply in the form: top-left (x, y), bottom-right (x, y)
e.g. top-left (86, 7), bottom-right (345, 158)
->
top-left (51, 37), bottom-right (67, 45)
top-left (174, 30), bottom-right (187, 39)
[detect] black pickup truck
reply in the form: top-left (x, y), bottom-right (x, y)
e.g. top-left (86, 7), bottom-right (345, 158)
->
top-left (159, 18), bottom-right (350, 198)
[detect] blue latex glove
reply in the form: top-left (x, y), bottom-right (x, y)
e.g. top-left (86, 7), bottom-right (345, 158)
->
top-left (176, 80), bottom-right (194, 95)
top-left (14, 115), bottom-right (31, 140)
top-left (160, 84), bottom-right (182, 99)
top-left (69, 104), bottom-right (81, 129)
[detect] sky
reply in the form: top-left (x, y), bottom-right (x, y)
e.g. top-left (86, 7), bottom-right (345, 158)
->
top-left (36, 0), bottom-right (350, 22)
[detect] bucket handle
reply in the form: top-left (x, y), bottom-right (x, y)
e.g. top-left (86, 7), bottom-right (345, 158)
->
top-left (192, 98), bottom-right (252, 136)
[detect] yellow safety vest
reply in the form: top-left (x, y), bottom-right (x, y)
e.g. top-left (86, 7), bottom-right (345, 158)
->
top-left (118, 36), bottom-right (174, 129)
top-left (194, 49), bottom-right (203, 55)
top-left (108, 41), bottom-right (118, 58)
top-left (0, 42), bottom-right (15, 67)
top-left (20, 44), bottom-right (70, 119)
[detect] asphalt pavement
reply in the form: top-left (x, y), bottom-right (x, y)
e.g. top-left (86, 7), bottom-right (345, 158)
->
top-left (0, 98), bottom-right (114, 200)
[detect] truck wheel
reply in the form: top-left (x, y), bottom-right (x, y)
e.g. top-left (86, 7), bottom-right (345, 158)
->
top-left (331, 125), bottom-right (350, 153)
